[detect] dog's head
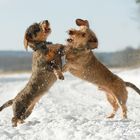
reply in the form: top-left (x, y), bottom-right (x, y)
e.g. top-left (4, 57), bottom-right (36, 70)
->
top-left (24, 20), bottom-right (51, 50)
top-left (67, 19), bottom-right (98, 49)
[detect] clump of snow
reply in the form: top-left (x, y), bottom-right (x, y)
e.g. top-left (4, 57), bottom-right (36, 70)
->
top-left (0, 68), bottom-right (140, 140)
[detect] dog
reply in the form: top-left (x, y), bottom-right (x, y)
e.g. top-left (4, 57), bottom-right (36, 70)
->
top-left (24, 20), bottom-right (51, 51)
top-left (63, 19), bottom-right (140, 119)
top-left (0, 20), bottom-right (65, 127)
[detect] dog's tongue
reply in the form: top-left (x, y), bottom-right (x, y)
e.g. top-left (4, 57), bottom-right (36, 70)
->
top-left (44, 28), bottom-right (50, 33)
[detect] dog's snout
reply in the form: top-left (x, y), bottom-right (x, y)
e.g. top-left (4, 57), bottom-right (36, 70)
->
top-left (41, 20), bottom-right (49, 25)
top-left (67, 38), bottom-right (73, 42)
top-left (44, 20), bottom-right (49, 23)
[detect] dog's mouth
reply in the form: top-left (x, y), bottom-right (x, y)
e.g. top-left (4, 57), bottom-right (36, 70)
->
top-left (40, 20), bottom-right (51, 34)
top-left (43, 27), bottom-right (51, 33)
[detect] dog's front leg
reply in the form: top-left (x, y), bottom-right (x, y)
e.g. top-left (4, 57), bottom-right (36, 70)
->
top-left (62, 64), bottom-right (69, 73)
top-left (53, 68), bottom-right (64, 80)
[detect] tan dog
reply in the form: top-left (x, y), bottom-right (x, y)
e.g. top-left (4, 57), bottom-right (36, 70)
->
top-left (63, 19), bottom-right (140, 119)
top-left (0, 20), bottom-right (64, 127)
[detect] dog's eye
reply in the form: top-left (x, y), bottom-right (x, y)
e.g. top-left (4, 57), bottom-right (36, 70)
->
top-left (33, 28), bottom-right (41, 37)
top-left (34, 28), bottom-right (40, 34)
top-left (69, 30), bottom-right (74, 35)
top-left (44, 20), bottom-right (49, 25)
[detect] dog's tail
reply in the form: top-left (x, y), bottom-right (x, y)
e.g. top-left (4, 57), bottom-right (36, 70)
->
top-left (0, 99), bottom-right (14, 111)
top-left (125, 82), bottom-right (140, 95)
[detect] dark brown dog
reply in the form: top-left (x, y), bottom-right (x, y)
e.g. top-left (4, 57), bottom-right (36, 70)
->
top-left (63, 19), bottom-right (140, 119)
top-left (0, 20), bottom-right (64, 127)
top-left (24, 20), bottom-right (51, 50)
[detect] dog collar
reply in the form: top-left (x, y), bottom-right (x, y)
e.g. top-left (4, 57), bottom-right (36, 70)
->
top-left (33, 41), bottom-right (52, 51)
top-left (72, 47), bottom-right (86, 53)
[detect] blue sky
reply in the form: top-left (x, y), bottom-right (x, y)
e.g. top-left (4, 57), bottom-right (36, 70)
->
top-left (0, 0), bottom-right (140, 52)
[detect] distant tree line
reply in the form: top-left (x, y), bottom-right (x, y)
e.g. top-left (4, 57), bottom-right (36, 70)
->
top-left (1, 48), bottom-right (140, 73)
top-left (96, 47), bottom-right (140, 68)
top-left (0, 51), bottom-right (32, 72)
top-left (136, 0), bottom-right (140, 3)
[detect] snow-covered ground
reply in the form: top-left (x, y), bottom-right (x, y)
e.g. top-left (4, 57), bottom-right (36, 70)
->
top-left (0, 68), bottom-right (140, 140)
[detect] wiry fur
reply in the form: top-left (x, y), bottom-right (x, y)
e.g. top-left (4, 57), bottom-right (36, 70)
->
top-left (0, 20), bottom-right (64, 127)
top-left (63, 19), bottom-right (140, 119)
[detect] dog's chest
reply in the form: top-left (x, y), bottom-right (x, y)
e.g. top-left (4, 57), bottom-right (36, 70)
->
top-left (65, 49), bottom-right (83, 62)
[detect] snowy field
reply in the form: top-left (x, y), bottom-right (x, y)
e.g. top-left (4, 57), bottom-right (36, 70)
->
top-left (0, 68), bottom-right (140, 140)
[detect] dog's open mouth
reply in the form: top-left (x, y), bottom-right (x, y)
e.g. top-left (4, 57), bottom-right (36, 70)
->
top-left (40, 24), bottom-right (51, 34)
top-left (39, 20), bottom-right (51, 34)
top-left (43, 27), bottom-right (51, 33)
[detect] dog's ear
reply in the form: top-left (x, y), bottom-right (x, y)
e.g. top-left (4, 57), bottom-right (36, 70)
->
top-left (75, 19), bottom-right (89, 28)
top-left (24, 30), bottom-right (33, 51)
top-left (88, 36), bottom-right (98, 49)
top-left (24, 32), bottom-right (29, 51)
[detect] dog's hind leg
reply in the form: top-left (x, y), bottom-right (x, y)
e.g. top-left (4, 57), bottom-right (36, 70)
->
top-left (117, 90), bottom-right (128, 119)
top-left (12, 116), bottom-right (18, 127)
top-left (12, 102), bottom-right (27, 127)
top-left (120, 103), bottom-right (127, 119)
top-left (12, 116), bottom-right (25, 127)
top-left (11, 105), bottom-right (35, 127)
top-left (20, 104), bottom-right (35, 120)
top-left (106, 93), bottom-right (119, 118)
top-left (111, 87), bottom-right (128, 119)
top-left (11, 116), bottom-right (19, 127)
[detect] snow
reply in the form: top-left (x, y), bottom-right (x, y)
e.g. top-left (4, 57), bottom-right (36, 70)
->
top-left (0, 68), bottom-right (140, 140)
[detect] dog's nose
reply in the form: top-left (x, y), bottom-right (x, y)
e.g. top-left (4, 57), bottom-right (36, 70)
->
top-left (43, 20), bottom-right (49, 25)
top-left (67, 38), bottom-right (73, 42)
top-left (40, 20), bottom-right (49, 26)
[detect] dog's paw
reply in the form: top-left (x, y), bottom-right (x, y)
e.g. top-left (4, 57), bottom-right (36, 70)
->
top-left (106, 113), bottom-right (115, 119)
top-left (62, 65), bottom-right (68, 73)
top-left (59, 75), bottom-right (64, 80)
